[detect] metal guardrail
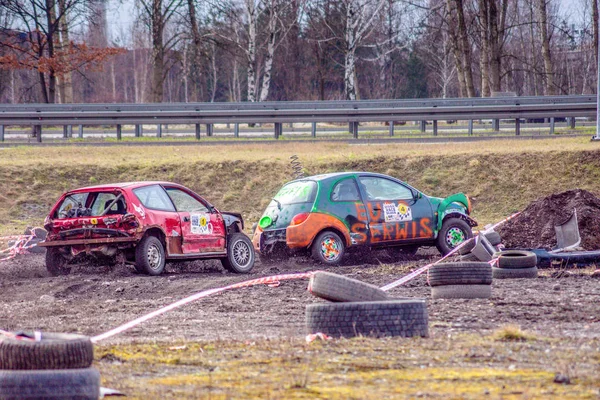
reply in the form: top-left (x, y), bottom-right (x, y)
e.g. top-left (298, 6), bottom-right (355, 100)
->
top-left (0, 95), bottom-right (595, 142)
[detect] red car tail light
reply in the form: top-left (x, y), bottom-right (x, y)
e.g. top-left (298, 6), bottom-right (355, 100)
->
top-left (290, 212), bottom-right (310, 226)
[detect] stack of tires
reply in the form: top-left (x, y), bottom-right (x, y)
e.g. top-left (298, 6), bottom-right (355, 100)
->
top-left (306, 272), bottom-right (428, 338)
top-left (492, 250), bottom-right (538, 279)
top-left (0, 332), bottom-right (99, 400)
top-left (429, 262), bottom-right (493, 299)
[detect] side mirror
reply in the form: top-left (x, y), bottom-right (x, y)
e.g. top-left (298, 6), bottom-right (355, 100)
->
top-left (414, 191), bottom-right (422, 200)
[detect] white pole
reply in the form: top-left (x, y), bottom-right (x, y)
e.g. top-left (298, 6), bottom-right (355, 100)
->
top-left (596, 14), bottom-right (600, 140)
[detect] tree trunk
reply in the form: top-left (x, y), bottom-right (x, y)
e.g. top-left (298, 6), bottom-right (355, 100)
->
top-left (187, 0), bottom-right (203, 102)
top-left (454, 0), bottom-right (476, 97)
top-left (344, 0), bottom-right (358, 100)
top-left (45, 0), bottom-right (57, 103)
top-left (488, 0), bottom-right (501, 92)
top-left (446, 0), bottom-right (467, 97)
top-left (246, 0), bottom-right (257, 102)
top-left (57, 0), bottom-right (73, 103)
top-left (536, 0), bottom-right (555, 95)
top-left (478, 0), bottom-right (491, 96)
top-left (150, 0), bottom-right (165, 102)
top-left (593, 0), bottom-right (598, 76)
top-left (259, 1), bottom-right (278, 102)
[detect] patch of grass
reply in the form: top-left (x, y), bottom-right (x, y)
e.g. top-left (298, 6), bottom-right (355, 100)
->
top-left (493, 324), bottom-right (537, 342)
top-left (95, 333), bottom-right (600, 399)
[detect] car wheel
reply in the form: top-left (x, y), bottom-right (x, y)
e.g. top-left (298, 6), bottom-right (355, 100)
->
top-left (45, 248), bottom-right (71, 276)
top-left (135, 235), bottom-right (165, 276)
top-left (435, 218), bottom-right (473, 256)
top-left (221, 233), bottom-right (255, 273)
top-left (311, 231), bottom-right (345, 265)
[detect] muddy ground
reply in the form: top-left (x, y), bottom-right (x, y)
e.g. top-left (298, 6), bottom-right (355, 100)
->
top-left (0, 249), bottom-right (599, 344)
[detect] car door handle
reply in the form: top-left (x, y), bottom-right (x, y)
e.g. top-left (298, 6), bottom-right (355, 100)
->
top-left (373, 207), bottom-right (381, 211)
top-left (183, 216), bottom-right (190, 222)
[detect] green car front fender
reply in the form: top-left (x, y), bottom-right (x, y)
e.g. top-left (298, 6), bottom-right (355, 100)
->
top-left (435, 193), bottom-right (475, 230)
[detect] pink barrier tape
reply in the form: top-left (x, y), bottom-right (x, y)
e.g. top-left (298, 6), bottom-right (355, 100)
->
top-left (91, 271), bottom-right (319, 343)
top-left (483, 212), bottom-right (521, 233)
top-left (0, 228), bottom-right (45, 263)
top-left (380, 237), bottom-right (474, 291)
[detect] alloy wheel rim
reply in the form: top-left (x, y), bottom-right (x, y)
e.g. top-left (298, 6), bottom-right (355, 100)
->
top-left (320, 236), bottom-right (340, 261)
top-left (233, 240), bottom-right (251, 267)
top-left (147, 243), bottom-right (162, 270)
top-left (446, 227), bottom-right (466, 248)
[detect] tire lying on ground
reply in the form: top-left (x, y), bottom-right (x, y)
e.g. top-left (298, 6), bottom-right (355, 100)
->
top-left (428, 262), bottom-right (492, 286)
top-left (492, 266), bottom-right (538, 279)
top-left (306, 300), bottom-right (428, 338)
top-left (428, 262), bottom-right (493, 299)
top-left (0, 332), bottom-right (94, 370)
top-left (497, 250), bottom-right (537, 269)
top-left (457, 238), bottom-right (477, 255)
top-left (431, 284), bottom-right (492, 299)
top-left (0, 368), bottom-right (100, 400)
top-left (308, 271), bottom-right (390, 302)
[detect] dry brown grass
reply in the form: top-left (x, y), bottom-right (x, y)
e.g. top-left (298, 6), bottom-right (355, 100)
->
top-left (2, 137), bottom-right (600, 235)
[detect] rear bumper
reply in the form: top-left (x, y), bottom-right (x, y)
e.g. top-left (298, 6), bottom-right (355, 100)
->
top-left (254, 229), bottom-right (287, 254)
top-left (39, 236), bottom-right (138, 247)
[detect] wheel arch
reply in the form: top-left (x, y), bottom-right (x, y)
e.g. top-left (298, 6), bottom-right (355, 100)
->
top-left (309, 226), bottom-right (349, 249)
top-left (440, 211), bottom-right (478, 231)
top-left (141, 226), bottom-right (167, 249)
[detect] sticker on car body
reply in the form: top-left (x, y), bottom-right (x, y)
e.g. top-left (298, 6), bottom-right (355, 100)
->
top-left (383, 202), bottom-right (412, 222)
top-left (191, 213), bottom-right (213, 235)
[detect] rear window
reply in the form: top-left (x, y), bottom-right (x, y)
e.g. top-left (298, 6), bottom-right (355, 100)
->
top-left (55, 192), bottom-right (126, 218)
top-left (273, 181), bottom-right (317, 205)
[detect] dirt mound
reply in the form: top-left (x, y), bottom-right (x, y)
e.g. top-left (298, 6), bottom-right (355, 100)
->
top-left (497, 189), bottom-right (600, 250)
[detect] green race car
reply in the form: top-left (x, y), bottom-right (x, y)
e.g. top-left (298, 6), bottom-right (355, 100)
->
top-left (252, 172), bottom-right (477, 264)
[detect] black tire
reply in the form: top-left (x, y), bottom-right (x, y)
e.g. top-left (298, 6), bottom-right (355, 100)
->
top-left (435, 218), bottom-right (473, 256)
top-left (431, 284), bottom-right (492, 299)
top-left (484, 231), bottom-right (502, 246)
top-left (308, 271), bottom-right (390, 302)
top-left (0, 368), bottom-right (100, 399)
top-left (306, 300), bottom-right (428, 338)
top-left (135, 235), bottom-right (165, 276)
top-left (497, 250), bottom-right (537, 269)
top-left (457, 239), bottom-right (477, 255)
top-left (428, 262), bottom-right (492, 287)
top-left (221, 233), bottom-right (255, 273)
top-left (45, 248), bottom-right (71, 276)
top-left (493, 266), bottom-right (538, 279)
top-left (311, 231), bottom-right (345, 265)
top-left (459, 253), bottom-right (479, 262)
top-left (0, 332), bottom-right (93, 370)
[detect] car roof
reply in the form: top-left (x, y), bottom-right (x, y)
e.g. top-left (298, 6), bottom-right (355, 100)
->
top-left (291, 172), bottom-right (397, 183)
top-left (67, 181), bottom-right (183, 193)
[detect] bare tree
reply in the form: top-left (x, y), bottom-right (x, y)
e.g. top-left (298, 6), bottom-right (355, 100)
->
top-left (536, 0), bottom-right (555, 94)
top-left (138, 0), bottom-right (184, 102)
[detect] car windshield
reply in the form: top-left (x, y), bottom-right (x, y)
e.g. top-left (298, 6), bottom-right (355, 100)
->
top-left (272, 180), bottom-right (317, 205)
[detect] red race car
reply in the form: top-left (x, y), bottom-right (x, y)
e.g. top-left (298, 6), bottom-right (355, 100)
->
top-left (39, 182), bottom-right (255, 276)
